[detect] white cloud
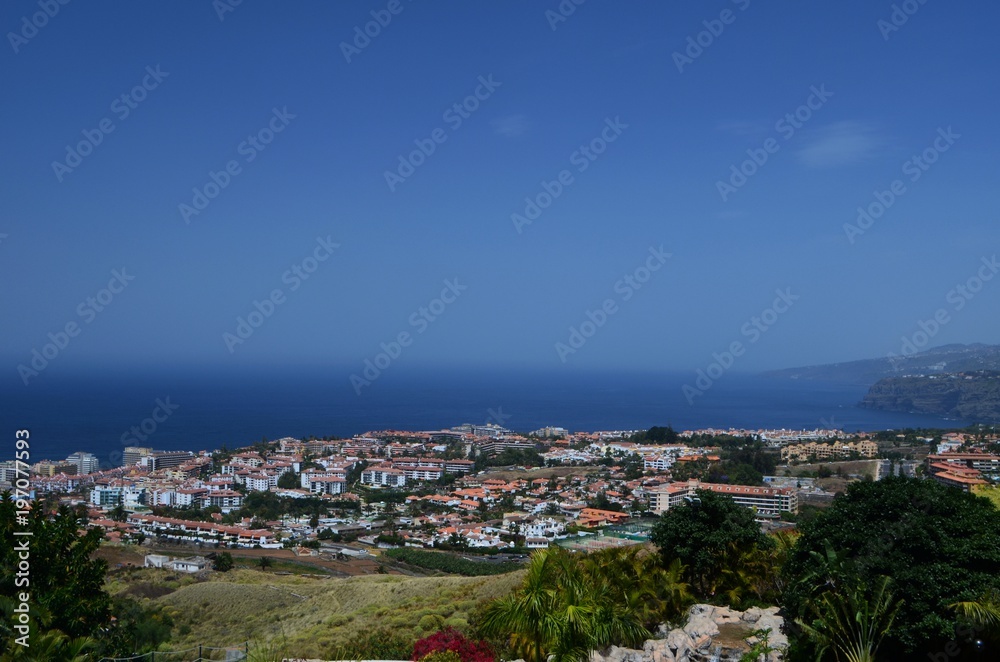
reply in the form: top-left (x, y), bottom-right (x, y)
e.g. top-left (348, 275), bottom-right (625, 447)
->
top-left (796, 121), bottom-right (883, 167)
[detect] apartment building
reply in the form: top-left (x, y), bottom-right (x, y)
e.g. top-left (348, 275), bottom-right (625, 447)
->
top-left (361, 465), bottom-right (407, 487)
top-left (305, 475), bottom-right (347, 495)
top-left (649, 479), bottom-right (797, 517)
top-left (780, 440), bottom-right (878, 462)
top-left (123, 446), bottom-right (153, 467)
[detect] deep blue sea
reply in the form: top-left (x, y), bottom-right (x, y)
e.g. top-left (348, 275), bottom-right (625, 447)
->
top-left (0, 366), bottom-right (965, 464)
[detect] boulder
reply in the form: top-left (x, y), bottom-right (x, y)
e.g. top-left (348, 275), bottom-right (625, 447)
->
top-left (683, 614), bottom-right (719, 639)
top-left (666, 628), bottom-right (693, 659)
top-left (712, 606), bottom-right (742, 624)
top-left (691, 633), bottom-right (712, 650)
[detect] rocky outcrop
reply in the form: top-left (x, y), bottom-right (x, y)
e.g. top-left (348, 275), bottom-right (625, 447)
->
top-left (860, 371), bottom-right (1000, 422)
top-left (591, 604), bottom-right (786, 662)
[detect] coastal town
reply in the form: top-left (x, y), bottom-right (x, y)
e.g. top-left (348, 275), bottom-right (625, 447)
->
top-left (4, 423), bottom-right (998, 573)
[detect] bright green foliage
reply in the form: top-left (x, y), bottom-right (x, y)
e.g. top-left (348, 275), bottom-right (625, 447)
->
top-left (782, 477), bottom-right (1000, 657)
top-left (478, 547), bottom-right (688, 662)
top-left (650, 489), bottom-right (773, 600)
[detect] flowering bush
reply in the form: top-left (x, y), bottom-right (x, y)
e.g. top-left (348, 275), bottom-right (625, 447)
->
top-left (412, 627), bottom-right (495, 662)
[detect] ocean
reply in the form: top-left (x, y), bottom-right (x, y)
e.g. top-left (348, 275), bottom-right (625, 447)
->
top-left (0, 365), bottom-right (964, 464)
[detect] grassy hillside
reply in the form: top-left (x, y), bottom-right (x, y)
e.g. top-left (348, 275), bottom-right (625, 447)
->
top-left (107, 561), bottom-right (523, 659)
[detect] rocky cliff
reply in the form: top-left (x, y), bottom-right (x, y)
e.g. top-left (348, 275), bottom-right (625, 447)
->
top-left (859, 371), bottom-right (1000, 422)
top-left (764, 343), bottom-right (1000, 384)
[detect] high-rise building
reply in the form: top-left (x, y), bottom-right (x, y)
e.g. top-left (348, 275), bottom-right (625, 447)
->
top-left (66, 452), bottom-right (101, 475)
top-left (139, 451), bottom-right (194, 471)
top-left (123, 446), bottom-right (153, 467)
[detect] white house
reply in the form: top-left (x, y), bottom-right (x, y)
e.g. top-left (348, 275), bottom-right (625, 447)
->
top-left (144, 554), bottom-right (171, 568)
top-left (171, 556), bottom-right (209, 573)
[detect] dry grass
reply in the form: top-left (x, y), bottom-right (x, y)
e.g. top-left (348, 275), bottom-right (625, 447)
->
top-left (121, 567), bottom-right (523, 659)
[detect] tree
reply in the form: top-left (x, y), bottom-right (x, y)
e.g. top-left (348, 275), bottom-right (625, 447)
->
top-left (0, 495), bottom-right (169, 657)
top-left (277, 471), bottom-right (299, 489)
top-left (108, 504), bottom-right (127, 522)
top-left (782, 477), bottom-right (1000, 658)
top-left (650, 489), bottom-right (772, 599)
top-left (629, 426), bottom-right (678, 444)
top-left (479, 548), bottom-right (651, 662)
top-left (212, 552), bottom-right (234, 572)
top-left (586, 491), bottom-right (622, 512)
top-left (258, 556), bottom-right (273, 571)
top-left (0, 496), bottom-right (112, 644)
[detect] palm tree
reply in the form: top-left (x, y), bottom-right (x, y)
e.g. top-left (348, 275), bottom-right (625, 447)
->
top-left (582, 547), bottom-right (691, 631)
top-left (479, 549), bottom-right (563, 662)
top-left (950, 589), bottom-right (1000, 636)
top-left (797, 575), bottom-right (901, 662)
top-left (258, 556), bottom-right (273, 571)
top-left (480, 547), bottom-right (656, 662)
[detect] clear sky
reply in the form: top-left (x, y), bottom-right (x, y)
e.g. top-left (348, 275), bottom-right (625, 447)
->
top-left (2, 0), bottom-right (998, 381)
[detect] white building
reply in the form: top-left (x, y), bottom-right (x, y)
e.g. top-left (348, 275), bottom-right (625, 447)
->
top-left (361, 465), bottom-right (407, 487)
top-left (306, 476), bottom-right (347, 495)
top-left (67, 452), bottom-right (100, 475)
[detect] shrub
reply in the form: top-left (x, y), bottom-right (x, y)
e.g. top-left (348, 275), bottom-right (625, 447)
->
top-left (418, 614), bottom-right (445, 631)
top-left (335, 626), bottom-right (413, 661)
top-left (412, 627), bottom-right (494, 662)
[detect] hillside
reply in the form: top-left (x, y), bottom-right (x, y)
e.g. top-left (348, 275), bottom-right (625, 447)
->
top-left (108, 563), bottom-right (523, 659)
top-left (859, 371), bottom-right (1000, 422)
top-left (763, 344), bottom-right (1000, 384)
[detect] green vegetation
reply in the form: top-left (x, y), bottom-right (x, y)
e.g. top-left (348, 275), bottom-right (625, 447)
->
top-left (384, 549), bottom-right (524, 576)
top-left (0, 496), bottom-right (171, 658)
top-left (105, 565), bottom-right (523, 659)
top-left (650, 489), bottom-right (776, 603)
top-left (782, 477), bottom-right (1000, 658)
top-left (475, 448), bottom-right (544, 470)
top-left (666, 439), bottom-right (777, 486)
top-left (479, 546), bottom-right (690, 662)
top-left (626, 426), bottom-right (679, 444)
top-left (276, 471), bottom-right (300, 489)
top-left (212, 552), bottom-right (234, 572)
top-left (796, 571), bottom-right (900, 662)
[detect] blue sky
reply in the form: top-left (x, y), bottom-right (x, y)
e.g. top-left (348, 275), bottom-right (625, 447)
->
top-left (2, 0), bottom-right (998, 383)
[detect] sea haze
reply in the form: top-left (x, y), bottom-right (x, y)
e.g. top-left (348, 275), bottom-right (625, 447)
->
top-left (0, 365), bottom-right (964, 464)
